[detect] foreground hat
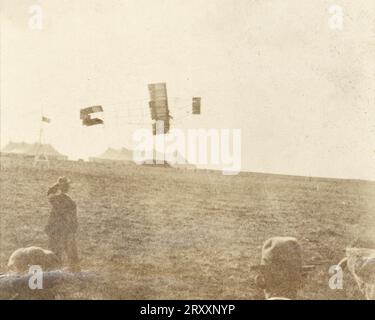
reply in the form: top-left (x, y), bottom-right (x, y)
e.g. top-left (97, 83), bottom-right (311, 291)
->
top-left (8, 247), bottom-right (60, 273)
top-left (251, 237), bottom-right (312, 274)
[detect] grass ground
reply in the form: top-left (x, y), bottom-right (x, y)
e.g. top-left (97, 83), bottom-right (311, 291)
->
top-left (1, 155), bottom-right (374, 299)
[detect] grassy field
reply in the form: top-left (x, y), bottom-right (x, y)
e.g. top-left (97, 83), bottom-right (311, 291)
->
top-left (1, 155), bottom-right (375, 299)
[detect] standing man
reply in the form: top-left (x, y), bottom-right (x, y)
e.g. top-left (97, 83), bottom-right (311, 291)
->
top-left (45, 176), bottom-right (80, 272)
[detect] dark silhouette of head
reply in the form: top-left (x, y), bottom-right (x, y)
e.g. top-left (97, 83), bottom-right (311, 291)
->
top-left (253, 237), bottom-right (306, 299)
top-left (57, 176), bottom-right (71, 193)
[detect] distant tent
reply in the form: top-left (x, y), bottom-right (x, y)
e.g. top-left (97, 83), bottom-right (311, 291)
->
top-left (1, 142), bottom-right (68, 160)
top-left (142, 150), bottom-right (196, 169)
top-left (89, 147), bottom-right (134, 163)
top-left (90, 147), bottom-right (195, 169)
top-left (165, 151), bottom-right (191, 166)
top-left (1, 142), bottom-right (29, 154)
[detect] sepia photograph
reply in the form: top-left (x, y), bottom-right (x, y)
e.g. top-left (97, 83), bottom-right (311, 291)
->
top-left (0, 0), bottom-right (374, 308)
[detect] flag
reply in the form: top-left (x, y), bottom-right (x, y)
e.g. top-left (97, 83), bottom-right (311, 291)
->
top-left (42, 116), bottom-right (51, 123)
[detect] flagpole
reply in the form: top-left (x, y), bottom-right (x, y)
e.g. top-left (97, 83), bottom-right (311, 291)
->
top-left (38, 122), bottom-right (43, 145)
top-left (34, 107), bottom-right (49, 168)
top-left (39, 106), bottom-right (43, 145)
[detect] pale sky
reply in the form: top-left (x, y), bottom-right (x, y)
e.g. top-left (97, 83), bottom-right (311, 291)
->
top-left (0, 0), bottom-right (374, 180)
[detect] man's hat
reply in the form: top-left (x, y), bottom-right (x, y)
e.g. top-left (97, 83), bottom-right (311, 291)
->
top-left (251, 237), bottom-right (312, 274)
top-left (57, 176), bottom-right (71, 186)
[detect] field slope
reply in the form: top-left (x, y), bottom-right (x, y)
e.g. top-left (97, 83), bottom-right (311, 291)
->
top-left (1, 156), bottom-right (375, 299)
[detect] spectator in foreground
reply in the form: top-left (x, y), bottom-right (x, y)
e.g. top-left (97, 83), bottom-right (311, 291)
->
top-left (45, 176), bottom-right (80, 272)
top-left (252, 236), bottom-right (311, 300)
